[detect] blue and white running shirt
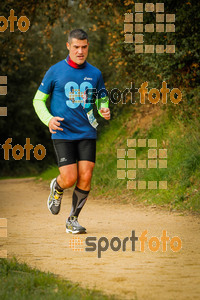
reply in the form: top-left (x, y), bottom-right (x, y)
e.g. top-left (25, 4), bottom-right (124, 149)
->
top-left (38, 58), bottom-right (107, 140)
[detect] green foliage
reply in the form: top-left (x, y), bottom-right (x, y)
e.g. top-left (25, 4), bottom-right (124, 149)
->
top-left (0, 0), bottom-right (199, 188)
top-left (0, 258), bottom-right (116, 300)
top-left (83, 0), bottom-right (200, 90)
top-left (0, 0), bottom-right (75, 176)
top-left (37, 165), bottom-right (59, 181)
top-left (92, 106), bottom-right (200, 211)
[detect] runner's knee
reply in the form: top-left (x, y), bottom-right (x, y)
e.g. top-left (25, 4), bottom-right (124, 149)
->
top-left (79, 169), bottom-right (93, 185)
top-left (59, 173), bottom-right (77, 189)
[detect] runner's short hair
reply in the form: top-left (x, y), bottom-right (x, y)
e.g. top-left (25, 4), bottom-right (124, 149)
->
top-left (68, 29), bottom-right (88, 43)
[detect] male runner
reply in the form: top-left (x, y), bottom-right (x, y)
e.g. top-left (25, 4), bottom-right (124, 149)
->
top-left (33, 29), bottom-right (110, 234)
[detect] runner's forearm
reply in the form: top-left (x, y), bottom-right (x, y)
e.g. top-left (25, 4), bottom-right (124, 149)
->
top-left (33, 90), bottom-right (53, 126)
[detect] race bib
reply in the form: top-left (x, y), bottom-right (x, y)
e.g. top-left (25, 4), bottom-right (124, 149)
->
top-left (87, 109), bottom-right (98, 129)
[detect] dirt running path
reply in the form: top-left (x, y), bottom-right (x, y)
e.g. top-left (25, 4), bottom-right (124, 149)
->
top-left (0, 178), bottom-right (200, 299)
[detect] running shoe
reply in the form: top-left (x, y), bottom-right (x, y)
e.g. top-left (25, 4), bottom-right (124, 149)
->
top-left (66, 216), bottom-right (86, 234)
top-left (47, 178), bottom-right (63, 215)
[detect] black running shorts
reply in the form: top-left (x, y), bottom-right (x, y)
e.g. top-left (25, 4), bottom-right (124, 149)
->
top-left (52, 139), bottom-right (96, 167)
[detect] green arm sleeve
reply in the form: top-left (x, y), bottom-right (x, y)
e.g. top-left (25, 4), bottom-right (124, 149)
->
top-left (95, 96), bottom-right (109, 117)
top-left (33, 90), bottom-right (53, 127)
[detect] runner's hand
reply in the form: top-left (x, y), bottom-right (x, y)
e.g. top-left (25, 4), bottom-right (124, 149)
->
top-left (49, 117), bottom-right (64, 134)
top-left (100, 108), bottom-right (110, 120)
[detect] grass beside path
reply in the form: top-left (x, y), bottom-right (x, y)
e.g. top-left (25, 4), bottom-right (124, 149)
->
top-left (0, 258), bottom-right (116, 300)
